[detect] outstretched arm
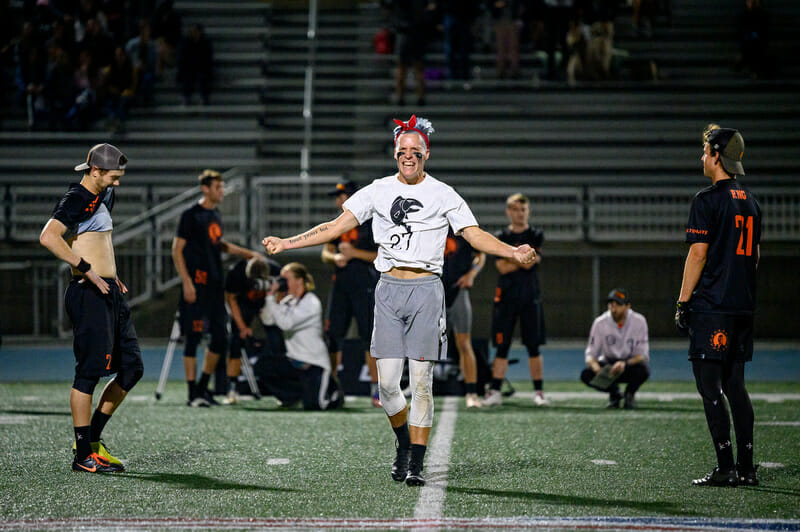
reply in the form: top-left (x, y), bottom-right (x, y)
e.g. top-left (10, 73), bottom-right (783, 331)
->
top-left (263, 210), bottom-right (359, 255)
top-left (461, 225), bottom-right (536, 265)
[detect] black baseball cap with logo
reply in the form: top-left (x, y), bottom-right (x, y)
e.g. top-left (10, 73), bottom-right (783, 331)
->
top-left (74, 143), bottom-right (128, 171)
top-left (707, 128), bottom-right (745, 176)
top-left (607, 288), bottom-right (631, 305)
top-left (327, 180), bottom-right (358, 196)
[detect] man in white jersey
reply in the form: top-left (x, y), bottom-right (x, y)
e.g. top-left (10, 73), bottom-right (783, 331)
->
top-left (263, 115), bottom-right (536, 486)
top-left (580, 288), bottom-right (650, 409)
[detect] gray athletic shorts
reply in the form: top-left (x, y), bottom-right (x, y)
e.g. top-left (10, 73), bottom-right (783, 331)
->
top-left (371, 273), bottom-right (447, 361)
top-left (446, 289), bottom-right (472, 335)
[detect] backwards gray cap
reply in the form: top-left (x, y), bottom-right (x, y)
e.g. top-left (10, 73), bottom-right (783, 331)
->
top-left (74, 143), bottom-right (128, 171)
top-left (707, 128), bottom-right (745, 176)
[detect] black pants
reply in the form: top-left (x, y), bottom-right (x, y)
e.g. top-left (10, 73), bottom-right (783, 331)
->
top-left (580, 362), bottom-right (650, 396)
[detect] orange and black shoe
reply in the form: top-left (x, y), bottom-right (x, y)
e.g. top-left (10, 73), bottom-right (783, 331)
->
top-left (72, 452), bottom-right (119, 473)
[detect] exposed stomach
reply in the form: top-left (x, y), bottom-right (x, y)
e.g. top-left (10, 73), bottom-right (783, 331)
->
top-left (70, 231), bottom-right (116, 278)
top-left (386, 266), bottom-right (434, 279)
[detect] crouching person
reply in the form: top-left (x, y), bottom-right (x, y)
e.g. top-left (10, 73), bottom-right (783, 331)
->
top-left (264, 262), bottom-right (344, 410)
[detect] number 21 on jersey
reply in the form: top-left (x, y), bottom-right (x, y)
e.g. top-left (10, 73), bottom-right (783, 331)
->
top-left (735, 215), bottom-right (754, 256)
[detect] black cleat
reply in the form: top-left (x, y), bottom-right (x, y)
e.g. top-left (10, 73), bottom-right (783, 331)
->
top-left (692, 467), bottom-right (738, 487)
top-left (72, 452), bottom-right (118, 474)
top-left (405, 462), bottom-right (425, 487)
top-left (623, 390), bottom-right (637, 410)
top-left (391, 446), bottom-right (410, 482)
top-left (607, 392), bottom-right (622, 409)
top-left (738, 465), bottom-right (759, 486)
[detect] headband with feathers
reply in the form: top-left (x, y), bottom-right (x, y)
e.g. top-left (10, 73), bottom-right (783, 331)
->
top-left (392, 115), bottom-right (434, 149)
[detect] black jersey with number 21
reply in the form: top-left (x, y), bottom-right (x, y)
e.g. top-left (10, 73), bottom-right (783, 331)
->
top-left (685, 178), bottom-right (761, 314)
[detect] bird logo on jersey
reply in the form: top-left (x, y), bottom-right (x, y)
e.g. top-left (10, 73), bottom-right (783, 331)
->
top-left (390, 196), bottom-right (423, 233)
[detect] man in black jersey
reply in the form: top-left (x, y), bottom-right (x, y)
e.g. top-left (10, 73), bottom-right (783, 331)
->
top-left (40, 143), bottom-right (143, 473)
top-left (223, 256), bottom-right (282, 404)
top-left (484, 193), bottom-right (548, 407)
top-left (321, 181), bottom-right (381, 406)
top-left (442, 228), bottom-right (486, 408)
top-left (171, 169), bottom-right (264, 407)
top-left (676, 125), bottom-right (761, 487)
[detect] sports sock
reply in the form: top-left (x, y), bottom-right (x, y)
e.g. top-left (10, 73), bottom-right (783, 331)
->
top-left (90, 410), bottom-right (111, 442)
top-left (465, 382), bottom-right (477, 394)
top-left (197, 372), bottom-right (211, 394)
top-left (533, 379), bottom-right (543, 392)
top-left (74, 426), bottom-right (91, 460)
top-left (187, 380), bottom-right (196, 401)
top-left (490, 378), bottom-right (502, 391)
top-left (410, 444), bottom-right (426, 467)
top-left (393, 423), bottom-right (411, 450)
top-left (228, 380), bottom-right (237, 393)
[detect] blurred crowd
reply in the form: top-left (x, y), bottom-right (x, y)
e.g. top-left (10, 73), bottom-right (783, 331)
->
top-left (0, 0), bottom-right (213, 133)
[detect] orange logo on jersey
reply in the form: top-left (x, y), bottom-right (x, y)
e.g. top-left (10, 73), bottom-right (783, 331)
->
top-left (194, 269), bottom-right (208, 285)
top-left (208, 222), bottom-right (222, 244)
top-left (494, 287), bottom-right (502, 303)
top-left (192, 320), bottom-right (204, 333)
top-left (710, 329), bottom-right (728, 351)
top-left (340, 228), bottom-right (358, 244)
top-left (730, 190), bottom-right (748, 200)
top-left (444, 237), bottom-right (457, 258)
top-left (85, 196), bottom-right (100, 213)
top-left (686, 228), bottom-right (708, 235)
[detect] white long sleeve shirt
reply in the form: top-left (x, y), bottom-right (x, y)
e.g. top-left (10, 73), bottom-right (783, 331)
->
top-left (265, 292), bottom-right (330, 371)
top-left (584, 308), bottom-right (650, 365)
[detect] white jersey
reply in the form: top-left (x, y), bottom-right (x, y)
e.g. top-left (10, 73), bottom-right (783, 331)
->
top-left (343, 173), bottom-right (478, 275)
top-left (585, 308), bottom-right (650, 365)
top-left (265, 292), bottom-right (330, 371)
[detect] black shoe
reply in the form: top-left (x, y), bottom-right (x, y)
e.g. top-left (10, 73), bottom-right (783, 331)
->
top-left (623, 391), bottom-right (637, 410)
top-left (607, 392), bottom-right (621, 409)
top-left (391, 445), bottom-right (410, 482)
top-left (691, 467), bottom-right (738, 487)
top-left (72, 452), bottom-right (117, 473)
top-left (405, 461), bottom-right (425, 486)
top-left (738, 465), bottom-right (759, 486)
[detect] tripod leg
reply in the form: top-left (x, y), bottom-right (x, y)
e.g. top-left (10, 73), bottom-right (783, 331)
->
top-left (239, 350), bottom-right (261, 399)
top-left (156, 313), bottom-right (181, 400)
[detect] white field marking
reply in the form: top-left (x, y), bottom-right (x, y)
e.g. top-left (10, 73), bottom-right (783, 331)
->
top-left (759, 462), bottom-right (786, 469)
top-left (756, 421), bottom-right (800, 426)
top-left (516, 391), bottom-right (800, 403)
top-left (266, 458), bottom-right (290, 465)
top-left (412, 396), bottom-right (458, 529)
top-left (591, 459), bottom-right (618, 465)
top-left (128, 395), bottom-right (150, 402)
top-left (21, 396), bottom-right (40, 401)
top-left (0, 415), bottom-right (34, 425)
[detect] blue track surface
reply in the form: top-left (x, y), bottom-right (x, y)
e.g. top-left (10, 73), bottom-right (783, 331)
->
top-left (1, 342), bottom-right (798, 382)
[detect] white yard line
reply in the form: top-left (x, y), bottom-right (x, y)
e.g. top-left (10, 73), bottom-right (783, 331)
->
top-left (412, 396), bottom-right (459, 530)
top-left (515, 391), bottom-right (800, 402)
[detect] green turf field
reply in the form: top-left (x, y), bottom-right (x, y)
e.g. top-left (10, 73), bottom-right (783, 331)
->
top-left (1, 380), bottom-right (798, 529)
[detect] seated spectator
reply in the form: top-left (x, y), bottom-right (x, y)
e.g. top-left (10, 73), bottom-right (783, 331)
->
top-left (262, 263), bottom-right (344, 411)
top-left (177, 24), bottom-right (213, 106)
top-left (42, 42), bottom-right (75, 130)
top-left (16, 36), bottom-right (47, 129)
top-left (566, 20), bottom-right (614, 85)
top-left (65, 48), bottom-right (101, 130)
top-left (125, 20), bottom-right (158, 105)
top-left (580, 288), bottom-right (650, 409)
top-left (103, 46), bottom-right (137, 132)
top-left (152, 0), bottom-right (182, 75)
top-left (79, 18), bottom-right (114, 70)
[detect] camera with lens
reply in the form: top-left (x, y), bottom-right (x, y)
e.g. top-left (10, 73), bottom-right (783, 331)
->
top-left (251, 276), bottom-right (287, 293)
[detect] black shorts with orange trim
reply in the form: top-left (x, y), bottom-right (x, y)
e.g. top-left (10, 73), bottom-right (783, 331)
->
top-left (64, 277), bottom-right (142, 380)
top-left (491, 299), bottom-right (546, 349)
top-left (687, 311), bottom-right (753, 362)
top-left (179, 281), bottom-right (227, 343)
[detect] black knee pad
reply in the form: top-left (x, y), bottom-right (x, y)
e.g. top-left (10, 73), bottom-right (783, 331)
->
top-left (184, 333), bottom-right (202, 358)
top-left (73, 376), bottom-right (99, 395)
top-left (117, 361), bottom-right (144, 392)
top-left (525, 346), bottom-right (541, 358)
top-left (209, 335), bottom-right (228, 357)
top-left (494, 344), bottom-right (510, 359)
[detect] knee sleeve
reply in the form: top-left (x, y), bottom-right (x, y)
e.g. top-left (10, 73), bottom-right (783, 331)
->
top-left (208, 332), bottom-right (228, 357)
top-left (377, 358), bottom-right (406, 417)
top-left (494, 344), bottom-right (510, 359)
top-left (408, 359), bottom-right (434, 428)
top-left (73, 376), bottom-right (99, 395)
top-left (526, 347), bottom-right (541, 358)
top-left (184, 332), bottom-right (202, 358)
top-left (117, 360), bottom-right (144, 392)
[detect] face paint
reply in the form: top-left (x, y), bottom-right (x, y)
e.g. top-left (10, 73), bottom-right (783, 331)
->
top-left (413, 152), bottom-right (423, 160)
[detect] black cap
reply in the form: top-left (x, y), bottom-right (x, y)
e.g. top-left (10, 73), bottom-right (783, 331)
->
top-left (607, 288), bottom-right (630, 305)
top-left (74, 143), bottom-right (127, 171)
top-left (328, 180), bottom-right (358, 196)
top-left (707, 128), bottom-right (745, 176)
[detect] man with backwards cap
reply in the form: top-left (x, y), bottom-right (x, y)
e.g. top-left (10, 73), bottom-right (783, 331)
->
top-left (264, 115), bottom-right (536, 486)
top-left (580, 288), bottom-right (650, 409)
top-left (40, 143), bottom-right (144, 473)
top-left (675, 124), bottom-right (761, 487)
top-left (321, 180), bottom-right (381, 407)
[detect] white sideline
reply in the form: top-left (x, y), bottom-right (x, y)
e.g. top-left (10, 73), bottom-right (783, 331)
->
top-left (412, 396), bottom-right (458, 529)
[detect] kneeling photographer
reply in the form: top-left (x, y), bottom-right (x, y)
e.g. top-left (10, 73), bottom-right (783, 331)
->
top-left (264, 262), bottom-right (344, 410)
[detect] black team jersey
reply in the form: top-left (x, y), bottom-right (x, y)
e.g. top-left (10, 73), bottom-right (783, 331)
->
top-left (330, 220), bottom-right (378, 285)
top-left (176, 203), bottom-right (224, 284)
top-left (441, 232), bottom-right (476, 307)
top-left (224, 259), bottom-right (269, 322)
top-left (52, 184), bottom-right (115, 238)
top-left (685, 178), bottom-right (761, 314)
top-left (495, 226), bottom-right (544, 302)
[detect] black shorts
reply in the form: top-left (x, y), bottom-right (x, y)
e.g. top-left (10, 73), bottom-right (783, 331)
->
top-left (326, 280), bottom-right (375, 349)
top-left (64, 277), bottom-right (142, 380)
top-left (688, 311), bottom-right (754, 362)
top-left (491, 299), bottom-right (546, 349)
top-left (396, 30), bottom-right (427, 65)
top-left (179, 281), bottom-right (227, 340)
